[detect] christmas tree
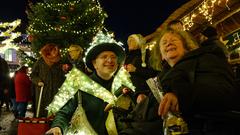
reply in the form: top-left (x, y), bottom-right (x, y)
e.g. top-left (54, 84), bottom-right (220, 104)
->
top-left (0, 19), bottom-right (21, 53)
top-left (26, 0), bottom-right (107, 55)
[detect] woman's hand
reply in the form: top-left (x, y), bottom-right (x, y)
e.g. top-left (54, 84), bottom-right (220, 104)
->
top-left (125, 64), bottom-right (136, 72)
top-left (158, 92), bottom-right (179, 117)
top-left (136, 94), bottom-right (147, 104)
top-left (45, 127), bottom-right (62, 135)
top-left (122, 87), bottom-right (130, 94)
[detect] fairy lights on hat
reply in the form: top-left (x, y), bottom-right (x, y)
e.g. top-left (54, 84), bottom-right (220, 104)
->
top-left (84, 30), bottom-right (124, 63)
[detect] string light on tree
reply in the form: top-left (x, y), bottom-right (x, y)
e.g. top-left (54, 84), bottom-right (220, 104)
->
top-left (0, 19), bottom-right (21, 53)
top-left (27, 0), bottom-right (107, 54)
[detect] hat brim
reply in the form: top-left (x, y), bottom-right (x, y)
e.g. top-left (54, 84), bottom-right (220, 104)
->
top-left (85, 43), bottom-right (126, 70)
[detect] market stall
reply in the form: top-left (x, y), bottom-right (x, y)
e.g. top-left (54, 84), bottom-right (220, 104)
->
top-left (147, 0), bottom-right (240, 47)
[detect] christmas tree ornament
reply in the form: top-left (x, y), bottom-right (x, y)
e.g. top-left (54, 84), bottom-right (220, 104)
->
top-left (69, 6), bottom-right (75, 11)
top-left (28, 35), bottom-right (34, 42)
top-left (60, 16), bottom-right (67, 20)
top-left (55, 26), bottom-right (61, 31)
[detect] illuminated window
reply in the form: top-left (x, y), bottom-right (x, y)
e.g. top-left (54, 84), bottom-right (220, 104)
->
top-left (4, 49), bottom-right (17, 62)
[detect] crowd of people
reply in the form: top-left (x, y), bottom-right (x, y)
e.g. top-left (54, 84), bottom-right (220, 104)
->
top-left (0, 20), bottom-right (240, 135)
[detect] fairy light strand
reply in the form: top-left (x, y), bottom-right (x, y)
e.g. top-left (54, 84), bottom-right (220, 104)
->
top-left (181, 0), bottom-right (229, 30)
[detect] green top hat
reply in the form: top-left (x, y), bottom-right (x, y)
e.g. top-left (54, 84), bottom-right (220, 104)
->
top-left (85, 43), bottom-right (126, 70)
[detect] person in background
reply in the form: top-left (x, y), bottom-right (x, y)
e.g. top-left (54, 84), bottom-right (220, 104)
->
top-left (67, 44), bottom-right (89, 73)
top-left (9, 70), bottom-right (18, 118)
top-left (68, 45), bottom-right (84, 66)
top-left (30, 43), bottom-right (66, 117)
top-left (150, 27), bottom-right (240, 134)
top-left (125, 34), bottom-right (158, 103)
top-left (167, 20), bottom-right (184, 31)
top-left (15, 66), bottom-right (32, 118)
top-left (0, 55), bottom-right (10, 112)
top-left (46, 43), bottom-right (135, 135)
top-left (0, 55), bottom-right (10, 130)
top-left (201, 25), bottom-right (229, 58)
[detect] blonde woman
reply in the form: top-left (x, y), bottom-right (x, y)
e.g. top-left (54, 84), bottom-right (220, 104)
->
top-left (150, 28), bottom-right (240, 134)
top-left (125, 34), bottom-right (158, 103)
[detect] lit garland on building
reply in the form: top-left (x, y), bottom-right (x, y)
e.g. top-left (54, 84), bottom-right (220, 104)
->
top-left (181, 0), bottom-right (229, 30)
top-left (0, 19), bottom-right (21, 53)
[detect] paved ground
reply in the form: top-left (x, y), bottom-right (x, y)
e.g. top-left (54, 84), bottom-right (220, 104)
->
top-left (0, 105), bottom-right (33, 135)
top-left (0, 107), bottom-right (17, 135)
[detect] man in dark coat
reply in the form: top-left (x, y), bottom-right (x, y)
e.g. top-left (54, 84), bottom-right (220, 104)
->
top-left (46, 43), bottom-right (136, 135)
top-left (201, 25), bottom-right (229, 58)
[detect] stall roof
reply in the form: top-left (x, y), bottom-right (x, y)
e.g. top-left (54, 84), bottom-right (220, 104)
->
top-left (158, 0), bottom-right (240, 36)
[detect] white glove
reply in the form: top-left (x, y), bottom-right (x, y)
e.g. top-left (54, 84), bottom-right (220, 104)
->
top-left (38, 82), bottom-right (44, 87)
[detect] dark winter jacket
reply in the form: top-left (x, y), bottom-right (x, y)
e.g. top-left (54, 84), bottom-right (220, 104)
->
top-left (51, 72), bottom-right (115, 135)
top-left (125, 50), bottom-right (158, 97)
top-left (0, 57), bottom-right (9, 100)
top-left (160, 45), bottom-right (240, 118)
top-left (201, 36), bottom-right (229, 57)
top-left (69, 57), bottom-right (85, 71)
top-left (30, 58), bottom-right (65, 117)
top-left (67, 58), bottom-right (90, 74)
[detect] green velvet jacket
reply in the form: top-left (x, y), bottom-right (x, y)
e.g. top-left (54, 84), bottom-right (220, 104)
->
top-left (51, 72), bottom-right (116, 135)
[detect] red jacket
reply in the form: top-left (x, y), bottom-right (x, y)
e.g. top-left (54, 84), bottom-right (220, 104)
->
top-left (15, 72), bottom-right (32, 102)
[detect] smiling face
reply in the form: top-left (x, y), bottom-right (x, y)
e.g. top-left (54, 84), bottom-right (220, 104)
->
top-left (92, 51), bottom-right (118, 80)
top-left (159, 32), bottom-right (186, 67)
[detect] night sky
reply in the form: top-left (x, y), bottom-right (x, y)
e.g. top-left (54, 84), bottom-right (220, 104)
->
top-left (0, 0), bottom-right (189, 44)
